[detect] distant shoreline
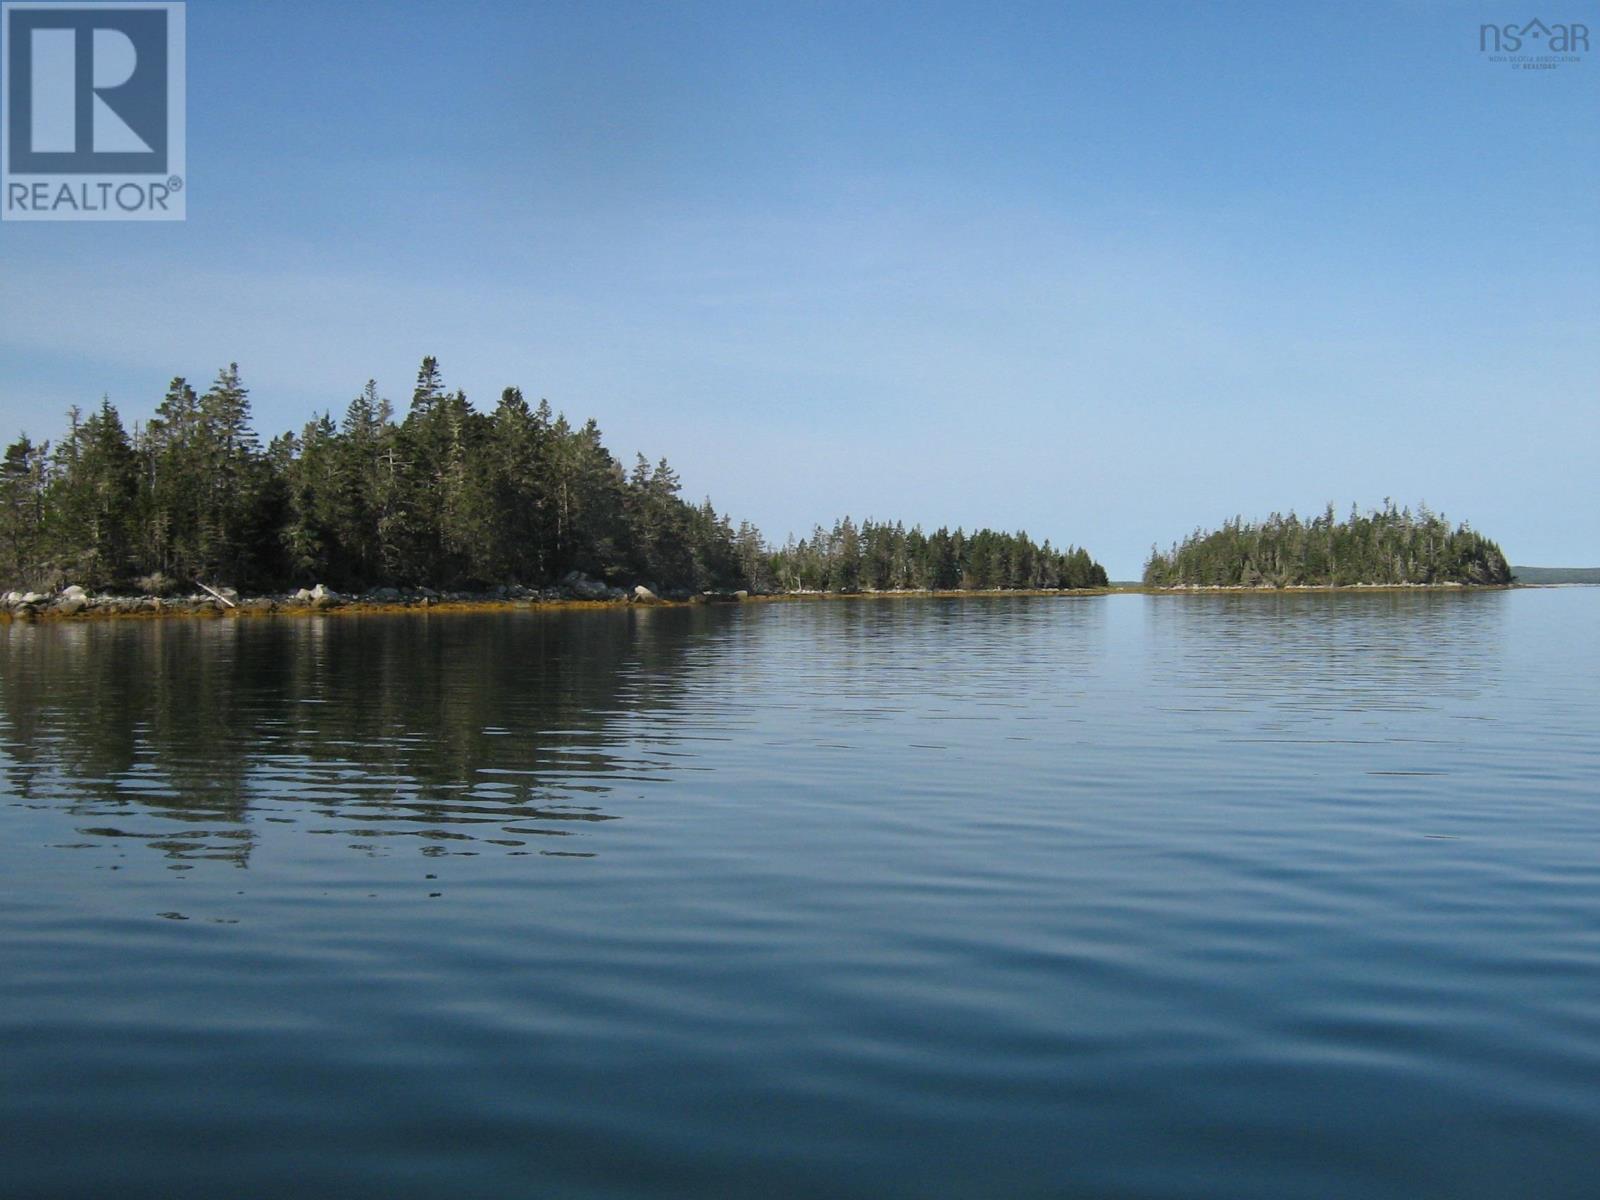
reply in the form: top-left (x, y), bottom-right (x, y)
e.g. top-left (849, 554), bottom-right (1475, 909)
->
top-left (0, 580), bottom-right (1566, 624)
top-left (1131, 583), bottom-right (1521, 594)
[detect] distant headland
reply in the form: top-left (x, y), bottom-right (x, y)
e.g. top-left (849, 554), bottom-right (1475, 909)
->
top-left (1510, 567), bottom-right (1600, 585)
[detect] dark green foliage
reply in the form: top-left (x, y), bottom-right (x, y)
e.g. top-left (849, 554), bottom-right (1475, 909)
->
top-left (0, 435), bottom-right (49, 583)
top-left (50, 400), bottom-right (139, 583)
top-left (766, 518), bottom-right (1108, 592)
top-left (7, 358), bottom-right (1108, 596)
top-left (4, 360), bottom-right (743, 593)
top-left (1143, 502), bottom-right (1512, 588)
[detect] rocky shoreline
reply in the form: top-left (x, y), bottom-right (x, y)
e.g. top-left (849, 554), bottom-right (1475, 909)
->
top-left (0, 572), bottom-right (731, 621)
top-left (1, 579), bottom-right (1520, 621)
top-left (0, 576), bottom-right (1122, 622)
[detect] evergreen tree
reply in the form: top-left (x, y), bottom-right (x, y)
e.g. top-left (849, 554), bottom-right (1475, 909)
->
top-left (196, 364), bottom-right (267, 582)
top-left (0, 436), bottom-right (49, 585)
top-left (49, 399), bottom-right (138, 584)
top-left (137, 377), bottom-right (203, 579)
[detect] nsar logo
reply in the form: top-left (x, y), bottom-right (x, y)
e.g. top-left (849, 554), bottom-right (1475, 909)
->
top-left (2, 2), bottom-right (185, 221)
top-left (1479, 17), bottom-right (1589, 69)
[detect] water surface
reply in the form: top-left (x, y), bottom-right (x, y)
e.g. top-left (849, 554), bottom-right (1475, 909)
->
top-left (2, 591), bottom-right (1596, 1198)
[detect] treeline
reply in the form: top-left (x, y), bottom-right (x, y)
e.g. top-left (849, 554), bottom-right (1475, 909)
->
top-left (0, 359), bottom-right (744, 593)
top-left (0, 359), bottom-right (1108, 596)
top-left (765, 519), bottom-right (1107, 592)
top-left (1142, 502), bottom-right (1512, 587)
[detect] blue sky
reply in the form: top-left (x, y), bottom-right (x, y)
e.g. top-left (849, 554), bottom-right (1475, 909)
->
top-left (1, 0), bottom-right (1595, 577)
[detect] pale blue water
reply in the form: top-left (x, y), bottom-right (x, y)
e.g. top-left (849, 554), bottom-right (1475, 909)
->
top-left (1, 590), bottom-right (1596, 1198)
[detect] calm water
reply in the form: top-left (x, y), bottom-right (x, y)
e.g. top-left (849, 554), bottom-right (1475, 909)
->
top-left (2, 591), bottom-right (1597, 1199)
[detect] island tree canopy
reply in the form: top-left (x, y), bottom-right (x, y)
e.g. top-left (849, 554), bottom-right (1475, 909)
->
top-left (1142, 503), bottom-right (1512, 588)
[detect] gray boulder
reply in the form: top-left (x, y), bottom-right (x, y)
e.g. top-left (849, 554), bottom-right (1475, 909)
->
top-left (566, 574), bottom-right (610, 600)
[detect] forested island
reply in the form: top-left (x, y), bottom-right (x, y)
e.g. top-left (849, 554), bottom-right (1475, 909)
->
top-left (1142, 504), bottom-right (1513, 588)
top-left (0, 359), bottom-right (1107, 613)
